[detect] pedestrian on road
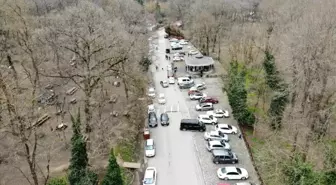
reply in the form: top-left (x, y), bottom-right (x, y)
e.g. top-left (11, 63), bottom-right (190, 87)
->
top-left (238, 133), bottom-right (242, 139)
top-left (162, 67), bottom-right (164, 70)
top-left (168, 56), bottom-right (171, 60)
top-left (156, 65), bottom-right (158, 70)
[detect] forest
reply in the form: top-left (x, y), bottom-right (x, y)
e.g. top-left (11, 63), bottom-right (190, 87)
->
top-left (161, 0), bottom-right (336, 184)
top-left (0, 0), bottom-right (149, 184)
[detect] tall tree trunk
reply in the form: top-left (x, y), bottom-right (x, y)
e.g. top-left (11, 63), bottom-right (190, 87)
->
top-left (7, 55), bottom-right (20, 91)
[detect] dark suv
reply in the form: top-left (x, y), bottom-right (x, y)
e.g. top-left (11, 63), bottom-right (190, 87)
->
top-left (180, 119), bottom-right (206, 132)
top-left (148, 112), bottom-right (158, 127)
top-left (212, 149), bottom-right (238, 164)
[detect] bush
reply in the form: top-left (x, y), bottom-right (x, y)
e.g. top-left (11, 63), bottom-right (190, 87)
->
top-left (47, 177), bottom-right (68, 185)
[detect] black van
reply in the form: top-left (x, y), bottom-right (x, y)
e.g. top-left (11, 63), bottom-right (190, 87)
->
top-left (180, 119), bottom-right (206, 131)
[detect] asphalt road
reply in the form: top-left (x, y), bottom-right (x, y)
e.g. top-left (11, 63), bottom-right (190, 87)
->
top-left (146, 28), bottom-right (259, 185)
top-left (146, 28), bottom-right (205, 185)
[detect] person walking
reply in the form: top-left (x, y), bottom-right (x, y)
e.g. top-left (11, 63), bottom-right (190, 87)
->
top-left (155, 65), bottom-right (158, 70)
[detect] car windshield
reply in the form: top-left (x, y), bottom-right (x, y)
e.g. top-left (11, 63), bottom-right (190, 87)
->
top-left (143, 178), bottom-right (153, 184)
top-left (161, 114), bottom-right (169, 121)
top-left (145, 145), bottom-right (154, 150)
top-left (221, 168), bottom-right (226, 174)
top-left (228, 125), bottom-right (232, 129)
top-left (236, 168), bottom-right (242, 174)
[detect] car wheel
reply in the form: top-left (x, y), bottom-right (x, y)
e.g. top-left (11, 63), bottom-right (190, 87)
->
top-left (207, 138), bottom-right (211, 141)
top-left (224, 177), bottom-right (229, 180)
top-left (215, 161), bottom-right (219, 164)
top-left (241, 177), bottom-right (246, 180)
top-left (212, 122), bottom-right (215, 125)
top-left (183, 128), bottom-right (186, 131)
top-left (232, 161), bottom-right (236, 164)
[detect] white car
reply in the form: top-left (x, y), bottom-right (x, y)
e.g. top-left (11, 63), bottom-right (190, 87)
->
top-left (145, 139), bottom-right (155, 157)
top-left (189, 50), bottom-right (199, 55)
top-left (169, 77), bottom-right (175, 84)
top-left (206, 140), bottom-right (231, 151)
top-left (143, 167), bottom-right (157, 185)
top-left (217, 166), bottom-right (249, 180)
top-left (190, 83), bottom-right (206, 91)
top-left (148, 87), bottom-right (155, 98)
top-left (189, 92), bottom-right (207, 100)
top-left (148, 104), bottom-right (155, 113)
top-left (198, 114), bottom-right (218, 124)
top-left (207, 109), bottom-right (230, 118)
top-left (160, 80), bottom-right (169, 88)
top-left (195, 103), bottom-right (214, 111)
top-left (215, 124), bottom-right (238, 134)
top-left (158, 93), bottom-right (166, 104)
top-left (204, 131), bottom-right (229, 142)
top-left (179, 40), bottom-right (188, 45)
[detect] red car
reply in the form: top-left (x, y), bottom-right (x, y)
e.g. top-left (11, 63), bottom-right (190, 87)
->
top-left (188, 90), bottom-right (201, 95)
top-left (199, 97), bottom-right (219, 104)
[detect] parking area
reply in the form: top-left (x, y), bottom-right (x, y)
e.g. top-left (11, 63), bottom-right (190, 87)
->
top-left (178, 77), bottom-right (260, 185)
top-left (146, 28), bottom-right (259, 185)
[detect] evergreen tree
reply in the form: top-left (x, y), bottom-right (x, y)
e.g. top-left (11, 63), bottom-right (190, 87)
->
top-left (68, 111), bottom-right (89, 185)
top-left (226, 61), bottom-right (255, 125)
top-left (101, 149), bottom-right (123, 185)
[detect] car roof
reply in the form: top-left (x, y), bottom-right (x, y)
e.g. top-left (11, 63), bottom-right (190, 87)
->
top-left (145, 167), bottom-right (156, 178)
top-left (236, 183), bottom-right (253, 185)
top-left (181, 119), bottom-right (199, 124)
top-left (218, 123), bottom-right (229, 128)
top-left (146, 139), bottom-right (154, 145)
top-left (209, 131), bottom-right (219, 135)
top-left (224, 166), bottom-right (238, 173)
top-left (209, 140), bottom-right (222, 145)
top-left (199, 115), bottom-right (210, 118)
top-left (212, 149), bottom-right (229, 156)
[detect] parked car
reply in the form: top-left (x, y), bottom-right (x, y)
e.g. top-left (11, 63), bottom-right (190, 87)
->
top-left (148, 112), bottom-right (158, 127)
top-left (215, 124), bottom-right (238, 134)
top-left (179, 83), bottom-right (194, 89)
top-left (204, 130), bottom-right (229, 142)
top-left (160, 113), bottom-right (170, 126)
top-left (198, 114), bottom-right (218, 124)
top-left (158, 93), bottom-right (166, 104)
top-left (212, 149), bottom-right (238, 164)
top-left (189, 50), bottom-right (199, 55)
top-left (190, 83), bottom-right (206, 91)
top-left (160, 80), bottom-right (169, 88)
top-left (169, 77), bottom-right (175, 84)
top-left (195, 103), bottom-right (214, 111)
top-left (217, 167), bottom-right (249, 180)
top-left (177, 77), bottom-right (194, 86)
top-left (189, 92), bottom-right (207, 100)
top-left (145, 139), bottom-right (156, 157)
top-left (236, 183), bottom-right (257, 185)
top-left (148, 87), bottom-right (155, 98)
top-left (180, 119), bottom-right (206, 131)
top-left (199, 97), bottom-right (219, 104)
top-left (188, 89), bottom-right (202, 96)
top-left (206, 140), bottom-right (231, 151)
top-left (148, 104), bottom-right (155, 113)
top-left (143, 167), bottom-right (157, 185)
top-left (207, 109), bottom-right (230, 118)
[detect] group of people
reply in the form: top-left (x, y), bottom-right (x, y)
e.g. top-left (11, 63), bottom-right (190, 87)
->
top-left (165, 55), bottom-right (171, 60)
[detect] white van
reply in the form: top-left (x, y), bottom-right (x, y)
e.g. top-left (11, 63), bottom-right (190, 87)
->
top-left (177, 77), bottom-right (194, 86)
